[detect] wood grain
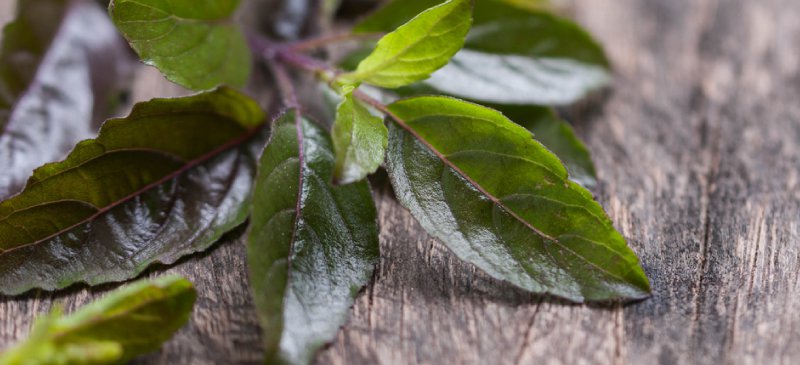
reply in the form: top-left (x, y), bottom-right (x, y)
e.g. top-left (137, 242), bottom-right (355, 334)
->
top-left (2, 0), bottom-right (800, 364)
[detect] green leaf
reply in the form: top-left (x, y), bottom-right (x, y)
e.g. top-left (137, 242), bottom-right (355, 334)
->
top-left (109, 0), bottom-right (250, 90)
top-left (332, 92), bottom-right (388, 184)
top-left (247, 110), bottom-right (379, 365)
top-left (493, 105), bottom-right (597, 189)
top-left (338, 0), bottom-right (472, 89)
top-left (384, 96), bottom-right (649, 302)
top-left (0, 87), bottom-right (266, 295)
top-left (355, 0), bottom-right (610, 105)
top-left (0, 275), bottom-right (196, 365)
top-left (351, 81), bottom-right (599, 188)
top-left (0, 0), bottom-right (132, 199)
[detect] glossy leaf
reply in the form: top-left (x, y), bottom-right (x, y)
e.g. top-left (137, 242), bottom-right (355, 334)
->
top-left (495, 105), bottom-right (597, 189)
top-left (0, 87), bottom-right (266, 295)
top-left (332, 92), bottom-right (388, 184)
top-left (0, 275), bottom-right (196, 365)
top-left (384, 96), bottom-right (649, 302)
top-left (338, 0), bottom-right (472, 89)
top-left (356, 0), bottom-right (610, 105)
top-left (0, 0), bottom-right (132, 199)
top-left (109, 0), bottom-right (250, 90)
top-left (368, 82), bottom-right (599, 188)
top-left (247, 110), bottom-right (379, 365)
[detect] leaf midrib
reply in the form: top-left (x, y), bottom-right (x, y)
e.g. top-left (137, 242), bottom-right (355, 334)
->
top-left (370, 94), bottom-right (635, 286)
top-left (278, 111), bottom-right (307, 347)
top-left (0, 126), bottom-right (261, 256)
top-left (409, 124), bottom-right (635, 285)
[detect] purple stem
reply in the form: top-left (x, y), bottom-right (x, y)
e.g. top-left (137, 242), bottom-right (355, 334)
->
top-left (248, 32), bottom-right (333, 74)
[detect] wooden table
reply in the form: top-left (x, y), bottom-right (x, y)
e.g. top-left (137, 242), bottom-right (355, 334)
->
top-left (1, 0), bottom-right (799, 364)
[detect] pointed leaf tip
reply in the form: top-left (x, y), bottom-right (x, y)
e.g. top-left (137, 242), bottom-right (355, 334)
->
top-left (385, 96), bottom-right (649, 302)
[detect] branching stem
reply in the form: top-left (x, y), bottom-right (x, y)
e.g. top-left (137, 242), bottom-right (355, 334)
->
top-left (249, 33), bottom-right (332, 74)
top-left (250, 33), bottom-right (395, 117)
top-left (288, 32), bottom-right (385, 52)
top-left (275, 49), bottom-right (332, 75)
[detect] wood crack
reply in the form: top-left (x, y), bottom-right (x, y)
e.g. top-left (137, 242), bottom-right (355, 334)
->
top-left (614, 303), bottom-right (625, 364)
top-left (689, 0), bottom-right (723, 334)
top-left (513, 296), bottom-right (544, 365)
top-left (691, 112), bottom-right (723, 330)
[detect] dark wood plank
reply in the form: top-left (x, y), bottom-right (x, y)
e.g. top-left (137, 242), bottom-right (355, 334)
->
top-left (2, 0), bottom-right (799, 364)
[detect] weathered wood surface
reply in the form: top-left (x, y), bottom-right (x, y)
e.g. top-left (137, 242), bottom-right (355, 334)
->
top-left (2, 0), bottom-right (800, 364)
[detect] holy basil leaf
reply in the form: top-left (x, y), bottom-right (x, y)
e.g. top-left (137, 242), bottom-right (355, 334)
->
top-left (109, 0), bottom-right (250, 90)
top-left (337, 0), bottom-right (472, 89)
top-left (0, 275), bottom-right (195, 365)
top-left (332, 92), bottom-right (388, 184)
top-left (493, 105), bottom-right (597, 189)
top-left (0, 87), bottom-right (266, 295)
top-left (0, 0), bottom-right (132, 199)
top-left (384, 96), bottom-right (649, 302)
top-left (356, 0), bottom-right (610, 105)
top-left (247, 110), bottom-right (379, 365)
top-left (364, 81), bottom-right (599, 188)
